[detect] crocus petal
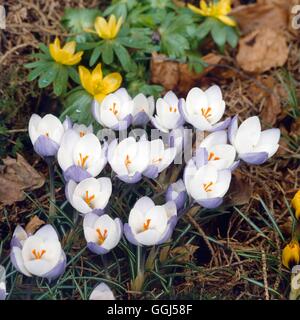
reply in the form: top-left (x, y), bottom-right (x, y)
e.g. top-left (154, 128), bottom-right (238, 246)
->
top-left (118, 172), bottom-right (142, 184)
top-left (195, 148), bottom-right (208, 168)
top-left (239, 152), bottom-right (269, 165)
top-left (111, 114), bottom-right (132, 131)
top-left (89, 282), bottom-right (115, 300)
top-left (87, 242), bottom-right (109, 255)
top-left (28, 114), bottom-right (41, 144)
top-left (42, 251), bottom-right (66, 282)
top-left (196, 197), bottom-right (223, 209)
top-left (10, 247), bottom-right (32, 277)
top-left (254, 128), bottom-right (280, 157)
top-left (209, 117), bottom-right (231, 132)
top-left (124, 224), bottom-right (140, 246)
top-left (143, 165), bottom-right (159, 179)
top-left (228, 115), bottom-right (238, 145)
top-left (132, 111), bottom-right (150, 126)
top-left (64, 165), bottom-right (92, 183)
top-left (34, 224), bottom-right (59, 242)
top-left (33, 135), bottom-right (60, 158)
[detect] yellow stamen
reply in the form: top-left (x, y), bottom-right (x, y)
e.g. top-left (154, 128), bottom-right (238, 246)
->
top-left (45, 132), bottom-right (49, 137)
top-left (78, 153), bottom-right (89, 168)
top-left (203, 182), bottom-right (213, 192)
top-left (96, 228), bottom-right (108, 245)
top-left (32, 249), bottom-right (46, 260)
top-left (143, 219), bottom-right (151, 231)
top-left (208, 152), bottom-right (220, 161)
top-left (124, 155), bottom-right (131, 168)
top-left (152, 157), bottom-right (163, 164)
top-left (84, 191), bottom-right (95, 206)
top-left (201, 107), bottom-right (212, 119)
top-left (79, 131), bottom-right (85, 138)
top-left (109, 102), bottom-right (118, 115)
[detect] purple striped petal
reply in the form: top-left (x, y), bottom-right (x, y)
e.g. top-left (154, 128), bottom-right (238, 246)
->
top-left (42, 251), bottom-right (66, 282)
top-left (157, 217), bottom-right (178, 245)
top-left (166, 185), bottom-right (187, 211)
top-left (229, 160), bottom-right (240, 171)
top-left (210, 117), bottom-right (231, 132)
top-left (239, 152), bottom-right (269, 165)
top-left (195, 148), bottom-right (208, 168)
top-left (87, 242), bottom-right (109, 255)
top-left (132, 112), bottom-right (150, 127)
top-left (228, 115), bottom-right (238, 145)
top-left (118, 172), bottom-right (142, 184)
top-left (91, 209), bottom-right (105, 216)
top-left (33, 135), bottom-right (60, 158)
top-left (124, 224), bottom-right (140, 246)
top-left (63, 165), bottom-right (91, 183)
top-left (196, 197), bottom-right (223, 209)
top-left (10, 250), bottom-right (29, 276)
top-left (10, 236), bottom-right (22, 249)
top-left (143, 165), bottom-right (159, 179)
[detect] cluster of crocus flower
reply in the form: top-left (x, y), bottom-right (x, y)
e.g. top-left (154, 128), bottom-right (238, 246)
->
top-left (16, 82), bottom-right (280, 292)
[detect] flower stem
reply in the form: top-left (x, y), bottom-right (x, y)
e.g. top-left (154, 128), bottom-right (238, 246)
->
top-left (101, 255), bottom-right (111, 280)
top-left (46, 157), bottom-right (56, 222)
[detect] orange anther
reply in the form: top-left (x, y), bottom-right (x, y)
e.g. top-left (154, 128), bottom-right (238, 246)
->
top-left (32, 249), bottom-right (46, 260)
top-left (84, 191), bottom-right (95, 206)
top-left (143, 219), bottom-right (151, 231)
top-left (203, 182), bottom-right (213, 192)
top-left (96, 228), bottom-right (108, 244)
top-left (78, 153), bottom-right (89, 168)
top-left (201, 107), bottom-right (212, 119)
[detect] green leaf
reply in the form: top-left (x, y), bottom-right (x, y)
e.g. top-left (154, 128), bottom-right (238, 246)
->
top-left (225, 26), bottom-right (239, 48)
top-left (113, 43), bottom-right (133, 71)
top-left (68, 67), bottom-right (80, 84)
top-left (102, 42), bottom-right (114, 65)
top-left (38, 63), bottom-right (59, 88)
top-left (197, 18), bottom-right (213, 40)
top-left (211, 21), bottom-right (227, 47)
top-left (53, 65), bottom-right (69, 96)
top-left (89, 46), bottom-right (102, 66)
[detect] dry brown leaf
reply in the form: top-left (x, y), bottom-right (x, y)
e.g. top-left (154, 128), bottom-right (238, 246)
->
top-left (236, 27), bottom-right (289, 74)
top-left (170, 244), bottom-right (199, 264)
top-left (232, 3), bottom-right (289, 33)
top-left (0, 154), bottom-right (45, 205)
top-left (25, 215), bottom-right (45, 235)
top-left (150, 52), bottom-right (222, 94)
top-left (225, 172), bottom-right (253, 207)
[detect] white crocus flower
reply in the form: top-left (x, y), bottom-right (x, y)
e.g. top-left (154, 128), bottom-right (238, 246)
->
top-left (132, 93), bottom-right (155, 126)
top-left (229, 116), bottom-right (280, 165)
top-left (0, 266), bottom-right (6, 300)
top-left (184, 149), bottom-right (232, 209)
top-left (62, 117), bottom-right (93, 137)
top-left (92, 88), bottom-right (133, 131)
top-left (28, 114), bottom-right (65, 158)
top-left (65, 177), bottom-right (112, 215)
top-left (108, 136), bottom-right (150, 184)
top-left (124, 197), bottom-right (177, 246)
top-left (10, 225), bottom-right (66, 281)
top-left (84, 213), bottom-right (122, 255)
top-left (151, 91), bottom-right (185, 133)
top-left (57, 130), bottom-right (107, 182)
top-left (89, 282), bottom-right (115, 300)
top-left (199, 130), bottom-right (237, 170)
top-left (143, 139), bottom-right (177, 179)
top-left (181, 85), bottom-right (230, 131)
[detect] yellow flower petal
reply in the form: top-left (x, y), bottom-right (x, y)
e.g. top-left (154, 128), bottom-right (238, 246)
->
top-left (292, 190), bottom-right (300, 219)
top-left (62, 41), bottom-right (76, 55)
top-left (94, 93), bottom-right (107, 103)
top-left (95, 16), bottom-right (111, 39)
top-left (108, 14), bottom-right (117, 37)
top-left (102, 72), bottom-right (122, 94)
top-left (188, 3), bottom-right (206, 16)
top-left (79, 66), bottom-right (94, 96)
top-left (91, 63), bottom-right (103, 84)
top-left (218, 15), bottom-right (237, 27)
top-left (282, 240), bottom-right (300, 269)
top-left (115, 17), bottom-right (123, 36)
top-left (64, 51), bottom-right (83, 66)
top-left (200, 0), bottom-right (208, 11)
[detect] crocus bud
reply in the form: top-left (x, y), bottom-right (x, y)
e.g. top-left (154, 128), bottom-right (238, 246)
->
top-left (292, 190), bottom-right (300, 220)
top-left (282, 240), bottom-right (300, 269)
top-left (28, 114), bottom-right (65, 158)
top-left (89, 282), bottom-right (115, 300)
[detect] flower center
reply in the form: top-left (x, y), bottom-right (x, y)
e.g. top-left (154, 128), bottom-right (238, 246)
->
top-left (79, 131), bottom-right (85, 138)
top-left (201, 107), bottom-right (212, 119)
top-left (208, 151), bottom-right (220, 161)
top-left (109, 102), bottom-right (119, 116)
top-left (32, 249), bottom-right (46, 260)
top-left (78, 153), bottom-right (89, 168)
top-left (124, 154), bottom-right (132, 169)
top-left (96, 228), bottom-right (108, 245)
top-left (152, 157), bottom-right (163, 164)
top-left (45, 132), bottom-right (49, 138)
top-left (169, 106), bottom-right (177, 113)
top-left (143, 219), bottom-right (151, 231)
top-left (203, 181), bottom-right (213, 192)
top-left (84, 190), bottom-right (95, 207)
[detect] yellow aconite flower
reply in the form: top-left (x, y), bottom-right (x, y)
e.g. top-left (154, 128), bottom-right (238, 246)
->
top-left (292, 190), bottom-right (300, 219)
top-left (188, 0), bottom-right (237, 27)
top-left (49, 38), bottom-right (83, 65)
top-left (79, 63), bottom-right (122, 102)
top-left (87, 15), bottom-right (123, 40)
top-left (282, 240), bottom-right (300, 269)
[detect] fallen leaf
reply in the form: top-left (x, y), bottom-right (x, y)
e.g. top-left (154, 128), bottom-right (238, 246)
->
top-left (25, 215), bottom-right (45, 235)
top-left (0, 154), bottom-right (45, 205)
top-left (225, 172), bottom-right (253, 206)
top-left (170, 244), bottom-right (199, 264)
top-left (232, 3), bottom-right (289, 33)
top-left (236, 27), bottom-right (289, 73)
